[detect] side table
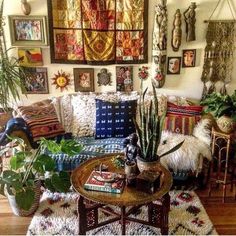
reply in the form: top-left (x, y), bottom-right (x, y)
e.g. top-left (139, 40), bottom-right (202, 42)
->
top-left (71, 154), bottom-right (172, 235)
top-left (208, 128), bottom-right (236, 202)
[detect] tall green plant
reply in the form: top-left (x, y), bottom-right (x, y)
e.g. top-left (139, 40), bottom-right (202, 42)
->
top-left (0, 137), bottom-right (83, 211)
top-left (134, 83), bottom-right (184, 162)
top-left (0, 0), bottom-right (25, 111)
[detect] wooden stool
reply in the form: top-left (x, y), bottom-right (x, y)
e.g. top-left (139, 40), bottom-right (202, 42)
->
top-left (208, 128), bottom-right (236, 203)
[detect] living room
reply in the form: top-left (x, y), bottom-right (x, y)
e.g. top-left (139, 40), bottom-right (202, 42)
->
top-left (0, 0), bottom-right (236, 235)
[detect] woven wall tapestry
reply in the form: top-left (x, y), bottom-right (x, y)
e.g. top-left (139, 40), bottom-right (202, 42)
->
top-left (200, 21), bottom-right (235, 99)
top-left (47, 0), bottom-right (148, 65)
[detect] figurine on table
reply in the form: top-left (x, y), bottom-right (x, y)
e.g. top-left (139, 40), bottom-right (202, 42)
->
top-left (124, 133), bottom-right (141, 162)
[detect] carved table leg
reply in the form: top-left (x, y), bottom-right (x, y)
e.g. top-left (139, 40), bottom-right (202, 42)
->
top-left (78, 195), bottom-right (86, 235)
top-left (161, 193), bottom-right (170, 235)
top-left (120, 206), bottom-right (126, 235)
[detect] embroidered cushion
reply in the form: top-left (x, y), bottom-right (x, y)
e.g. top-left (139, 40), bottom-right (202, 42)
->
top-left (95, 99), bottom-right (137, 139)
top-left (164, 115), bottom-right (201, 135)
top-left (17, 104), bottom-right (65, 141)
top-left (167, 102), bottom-right (203, 116)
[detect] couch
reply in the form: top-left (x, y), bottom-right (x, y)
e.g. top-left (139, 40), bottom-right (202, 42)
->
top-left (0, 91), bottom-right (213, 187)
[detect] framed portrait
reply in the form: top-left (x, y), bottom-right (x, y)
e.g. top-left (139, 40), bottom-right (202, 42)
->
top-left (167, 57), bottom-right (181, 75)
top-left (73, 68), bottom-right (94, 92)
top-left (18, 48), bottom-right (43, 67)
top-left (8, 15), bottom-right (48, 46)
top-left (182, 49), bottom-right (196, 67)
top-left (116, 66), bottom-right (133, 92)
top-left (22, 67), bottom-right (49, 94)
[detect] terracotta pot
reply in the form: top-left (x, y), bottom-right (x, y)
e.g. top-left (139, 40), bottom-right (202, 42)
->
top-left (216, 115), bottom-right (235, 134)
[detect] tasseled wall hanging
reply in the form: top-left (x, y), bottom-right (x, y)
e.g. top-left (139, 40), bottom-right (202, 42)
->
top-left (152, 0), bottom-right (168, 88)
top-left (201, 0), bottom-right (236, 99)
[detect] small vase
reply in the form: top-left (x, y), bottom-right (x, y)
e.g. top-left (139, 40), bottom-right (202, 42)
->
top-left (125, 160), bottom-right (137, 177)
top-left (216, 115), bottom-right (235, 134)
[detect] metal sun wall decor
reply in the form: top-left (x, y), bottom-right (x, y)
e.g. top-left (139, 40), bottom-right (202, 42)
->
top-left (171, 9), bottom-right (182, 52)
top-left (184, 2), bottom-right (197, 42)
top-left (152, 0), bottom-right (168, 88)
top-left (51, 70), bottom-right (71, 91)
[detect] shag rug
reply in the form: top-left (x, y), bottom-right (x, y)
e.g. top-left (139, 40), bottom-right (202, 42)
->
top-left (27, 191), bottom-right (217, 235)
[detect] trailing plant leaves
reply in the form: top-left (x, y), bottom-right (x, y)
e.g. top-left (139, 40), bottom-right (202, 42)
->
top-left (15, 188), bottom-right (35, 211)
top-left (10, 152), bottom-right (25, 170)
top-left (33, 154), bottom-right (55, 173)
top-left (51, 172), bottom-right (71, 192)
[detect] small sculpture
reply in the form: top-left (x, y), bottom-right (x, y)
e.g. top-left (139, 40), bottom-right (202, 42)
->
top-left (184, 2), bottom-right (197, 42)
top-left (21, 0), bottom-right (31, 15)
top-left (97, 68), bottom-right (112, 86)
top-left (171, 9), bottom-right (182, 52)
top-left (124, 133), bottom-right (141, 162)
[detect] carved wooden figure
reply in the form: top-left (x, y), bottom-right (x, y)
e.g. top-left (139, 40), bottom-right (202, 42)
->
top-left (21, 0), bottom-right (31, 15)
top-left (184, 2), bottom-right (197, 42)
top-left (152, 0), bottom-right (168, 88)
top-left (171, 9), bottom-right (182, 51)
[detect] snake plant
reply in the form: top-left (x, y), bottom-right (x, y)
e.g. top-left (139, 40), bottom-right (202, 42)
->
top-left (134, 83), bottom-right (184, 162)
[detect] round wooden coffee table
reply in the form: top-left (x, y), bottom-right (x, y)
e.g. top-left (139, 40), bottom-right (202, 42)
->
top-left (71, 154), bottom-right (172, 235)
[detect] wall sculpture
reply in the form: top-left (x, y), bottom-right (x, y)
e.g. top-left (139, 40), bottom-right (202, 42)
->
top-left (152, 0), bottom-right (168, 88)
top-left (171, 9), bottom-right (182, 51)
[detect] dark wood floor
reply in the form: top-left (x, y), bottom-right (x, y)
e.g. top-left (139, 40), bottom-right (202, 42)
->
top-left (0, 186), bottom-right (236, 235)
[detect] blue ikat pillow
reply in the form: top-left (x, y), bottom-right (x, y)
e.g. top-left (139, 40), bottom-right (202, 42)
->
top-left (95, 99), bottom-right (137, 139)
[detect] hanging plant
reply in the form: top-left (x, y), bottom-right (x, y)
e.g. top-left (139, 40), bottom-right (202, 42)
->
top-left (51, 70), bottom-right (71, 91)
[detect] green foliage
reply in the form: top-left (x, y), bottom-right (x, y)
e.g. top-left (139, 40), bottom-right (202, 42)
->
top-left (134, 83), bottom-right (184, 162)
top-left (200, 90), bottom-right (236, 121)
top-left (0, 0), bottom-right (26, 111)
top-left (0, 137), bottom-right (83, 210)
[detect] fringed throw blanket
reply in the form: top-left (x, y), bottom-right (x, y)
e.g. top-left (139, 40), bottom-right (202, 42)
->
top-left (47, 0), bottom-right (148, 65)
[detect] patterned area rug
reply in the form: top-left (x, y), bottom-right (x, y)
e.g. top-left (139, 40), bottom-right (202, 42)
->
top-left (27, 191), bottom-right (217, 235)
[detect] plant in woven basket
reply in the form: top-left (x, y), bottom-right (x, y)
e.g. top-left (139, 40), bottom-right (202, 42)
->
top-left (134, 84), bottom-right (184, 163)
top-left (0, 137), bottom-right (83, 213)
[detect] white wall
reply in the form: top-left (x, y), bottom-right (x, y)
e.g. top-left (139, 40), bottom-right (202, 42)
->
top-left (3, 0), bottom-right (236, 106)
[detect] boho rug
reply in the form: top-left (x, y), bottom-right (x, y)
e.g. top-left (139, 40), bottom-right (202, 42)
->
top-left (27, 191), bottom-right (218, 235)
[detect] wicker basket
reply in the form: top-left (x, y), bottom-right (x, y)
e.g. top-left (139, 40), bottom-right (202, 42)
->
top-left (5, 181), bottom-right (41, 216)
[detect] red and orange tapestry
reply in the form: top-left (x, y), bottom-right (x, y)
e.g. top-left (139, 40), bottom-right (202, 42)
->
top-left (47, 0), bottom-right (148, 65)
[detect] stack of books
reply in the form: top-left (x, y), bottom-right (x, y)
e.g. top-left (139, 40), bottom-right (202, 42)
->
top-left (84, 171), bottom-right (125, 194)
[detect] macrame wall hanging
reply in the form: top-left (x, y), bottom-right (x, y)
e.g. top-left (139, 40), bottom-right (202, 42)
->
top-left (152, 0), bottom-right (168, 88)
top-left (201, 0), bottom-right (236, 99)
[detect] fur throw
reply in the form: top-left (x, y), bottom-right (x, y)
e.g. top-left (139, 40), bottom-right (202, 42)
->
top-left (159, 118), bottom-right (212, 173)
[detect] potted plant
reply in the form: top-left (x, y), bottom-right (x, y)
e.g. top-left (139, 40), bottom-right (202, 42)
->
top-left (133, 84), bottom-right (184, 172)
top-left (200, 91), bottom-right (236, 133)
top-left (0, 137), bottom-right (83, 216)
top-left (0, 0), bottom-right (26, 129)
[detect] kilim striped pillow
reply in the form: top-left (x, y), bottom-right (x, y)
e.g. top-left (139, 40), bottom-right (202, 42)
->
top-left (167, 102), bottom-right (203, 116)
top-left (18, 104), bottom-right (65, 142)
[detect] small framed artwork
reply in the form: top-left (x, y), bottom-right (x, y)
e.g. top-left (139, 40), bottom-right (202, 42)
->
top-left (8, 15), bottom-right (48, 46)
top-left (116, 66), bottom-right (133, 92)
top-left (167, 57), bottom-right (181, 74)
top-left (74, 68), bottom-right (94, 92)
top-left (18, 48), bottom-right (43, 67)
top-left (182, 49), bottom-right (196, 67)
top-left (22, 67), bottom-right (49, 94)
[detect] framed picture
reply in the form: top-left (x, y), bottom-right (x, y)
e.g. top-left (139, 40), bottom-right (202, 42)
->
top-left (8, 15), bottom-right (48, 46)
top-left (73, 68), bottom-right (94, 92)
top-left (18, 48), bottom-right (43, 67)
top-left (182, 49), bottom-right (196, 67)
top-left (167, 57), bottom-right (181, 74)
top-left (22, 67), bottom-right (49, 94)
top-left (116, 66), bottom-right (133, 92)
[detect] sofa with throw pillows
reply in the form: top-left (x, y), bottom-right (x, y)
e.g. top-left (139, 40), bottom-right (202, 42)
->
top-left (0, 91), bottom-right (213, 187)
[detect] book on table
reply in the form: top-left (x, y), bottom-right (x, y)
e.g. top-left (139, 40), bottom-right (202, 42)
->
top-left (84, 170), bottom-right (125, 194)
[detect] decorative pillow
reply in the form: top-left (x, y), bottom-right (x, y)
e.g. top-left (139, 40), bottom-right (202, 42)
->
top-left (164, 115), bottom-right (201, 135)
top-left (17, 104), bottom-right (65, 142)
top-left (95, 99), bottom-right (137, 139)
top-left (167, 102), bottom-right (203, 116)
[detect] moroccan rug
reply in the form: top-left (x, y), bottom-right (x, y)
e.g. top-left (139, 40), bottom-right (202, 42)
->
top-left (27, 191), bottom-right (218, 235)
